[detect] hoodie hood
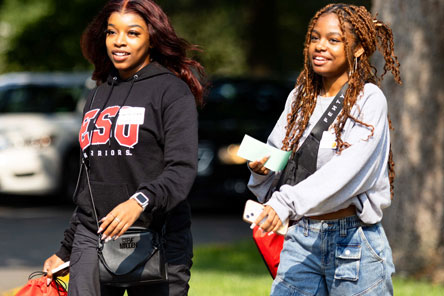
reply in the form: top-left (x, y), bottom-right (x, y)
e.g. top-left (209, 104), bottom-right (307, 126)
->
top-left (106, 61), bottom-right (173, 85)
top-left (90, 62), bottom-right (175, 131)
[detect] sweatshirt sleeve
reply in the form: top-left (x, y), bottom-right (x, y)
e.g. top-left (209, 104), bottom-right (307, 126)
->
top-left (55, 208), bottom-right (79, 262)
top-left (136, 92), bottom-right (198, 213)
top-left (266, 85), bottom-right (391, 223)
top-left (247, 89), bottom-right (296, 202)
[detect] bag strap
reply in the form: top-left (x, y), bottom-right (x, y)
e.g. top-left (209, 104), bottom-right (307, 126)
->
top-left (309, 83), bottom-right (348, 142)
top-left (266, 83), bottom-right (348, 202)
top-left (82, 159), bottom-right (101, 231)
top-left (293, 83), bottom-right (347, 172)
top-left (77, 87), bottom-right (101, 230)
top-left (82, 88), bottom-right (99, 166)
top-left (79, 87), bottom-right (170, 237)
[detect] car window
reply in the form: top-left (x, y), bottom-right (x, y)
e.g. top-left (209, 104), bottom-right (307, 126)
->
top-left (0, 85), bottom-right (84, 113)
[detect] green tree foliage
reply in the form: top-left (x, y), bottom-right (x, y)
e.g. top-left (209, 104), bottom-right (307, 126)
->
top-left (161, 0), bottom-right (249, 76)
top-left (0, 0), bottom-right (370, 77)
top-left (0, 0), bottom-right (107, 72)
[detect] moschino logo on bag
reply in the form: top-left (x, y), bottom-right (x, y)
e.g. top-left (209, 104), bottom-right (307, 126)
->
top-left (120, 237), bottom-right (138, 249)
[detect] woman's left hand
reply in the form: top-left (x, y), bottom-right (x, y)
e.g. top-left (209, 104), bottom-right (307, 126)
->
top-left (98, 199), bottom-right (144, 241)
top-left (254, 205), bottom-right (283, 235)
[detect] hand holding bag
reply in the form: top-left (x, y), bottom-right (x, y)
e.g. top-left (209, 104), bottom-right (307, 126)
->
top-left (15, 271), bottom-right (67, 296)
top-left (252, 83), bottom-right (348, 278)
top-left (82, 160), bottom-right (168, 287)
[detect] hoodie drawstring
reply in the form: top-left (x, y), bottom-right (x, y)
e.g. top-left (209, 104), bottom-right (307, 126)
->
top-left (108, 74), bottom-right (138, 146)
top-left (87, 76), bottom-right (117, 147)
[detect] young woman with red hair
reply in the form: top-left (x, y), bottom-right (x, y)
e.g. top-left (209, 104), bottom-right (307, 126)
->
top-left (43, 1), bottom-right (205, 295)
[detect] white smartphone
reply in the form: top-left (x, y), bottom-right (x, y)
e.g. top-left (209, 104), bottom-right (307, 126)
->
top-left (51, 261), bottom-right (70, 274)
top-left (243, 199), bottom-right (289, 235)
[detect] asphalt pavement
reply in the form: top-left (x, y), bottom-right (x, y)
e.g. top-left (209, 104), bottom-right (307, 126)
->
top-left (0, 200), bottom-right (252, 294)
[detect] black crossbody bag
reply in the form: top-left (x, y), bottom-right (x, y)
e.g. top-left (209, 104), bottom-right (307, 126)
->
top-left (266, 83), bottom-right (347, 200)
top-left (80, 159), bottom-right (168, 287)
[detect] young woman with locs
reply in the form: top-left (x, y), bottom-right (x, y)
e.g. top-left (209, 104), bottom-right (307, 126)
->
top-left (42, 0), bottom-right (205, 295)
top-left (248, 3), bottom-right (401, 295)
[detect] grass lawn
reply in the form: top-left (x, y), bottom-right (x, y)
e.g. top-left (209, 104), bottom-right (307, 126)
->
top-left (189, 240), bottom-right (272, 296)
top-left (5, 240), bottom-right (444, 296)
top-left (189, 240), bottom-right (444, 296)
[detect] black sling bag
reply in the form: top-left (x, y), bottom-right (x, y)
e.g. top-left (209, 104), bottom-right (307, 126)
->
top-left (267, 83), bottom-right (348, 199)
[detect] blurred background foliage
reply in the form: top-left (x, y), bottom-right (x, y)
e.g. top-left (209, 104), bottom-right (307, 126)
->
top-left (0, 0), bottom-right (370, 78)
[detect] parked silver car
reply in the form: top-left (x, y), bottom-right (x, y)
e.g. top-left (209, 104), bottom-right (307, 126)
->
top-left (0, 72), bottom-right (92, 198)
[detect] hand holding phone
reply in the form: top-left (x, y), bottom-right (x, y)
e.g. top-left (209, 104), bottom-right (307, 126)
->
top-left (243, 200), bottom-right (288, 235)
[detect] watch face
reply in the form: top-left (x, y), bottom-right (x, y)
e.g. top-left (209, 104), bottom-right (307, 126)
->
top-left (136, 193), bottom-right (148, 204)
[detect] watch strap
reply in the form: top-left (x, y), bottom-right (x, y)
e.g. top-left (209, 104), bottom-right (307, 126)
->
top-left (130, 192), bottom-right (149, 210)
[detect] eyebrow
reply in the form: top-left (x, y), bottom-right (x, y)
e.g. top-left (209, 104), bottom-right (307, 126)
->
top-left (107, 23), bottom-right (145, 30)
top-left (311, 29), bottom-right (342, 37)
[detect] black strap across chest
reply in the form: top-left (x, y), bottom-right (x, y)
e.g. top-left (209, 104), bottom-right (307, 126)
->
top-left (270, 83), bottom-right (348, 195)
top-left (295, 83), bottom-right (347, 172)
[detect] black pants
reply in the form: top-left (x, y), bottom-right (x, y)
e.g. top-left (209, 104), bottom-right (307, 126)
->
top-left (68, 224), bottom-right (193, 296)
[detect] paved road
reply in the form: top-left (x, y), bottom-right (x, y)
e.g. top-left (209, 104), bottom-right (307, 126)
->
top-left (0, 197), bottom-right (251, 293)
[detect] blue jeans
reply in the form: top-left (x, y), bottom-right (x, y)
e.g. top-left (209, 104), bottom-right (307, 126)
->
top-left (270, 216), bottom-right (395, 296)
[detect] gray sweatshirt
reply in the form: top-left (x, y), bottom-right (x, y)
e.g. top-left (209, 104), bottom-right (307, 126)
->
top-left (247, 83), bottom-right (391, 224)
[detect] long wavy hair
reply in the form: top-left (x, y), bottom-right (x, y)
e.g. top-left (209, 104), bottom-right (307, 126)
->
top-left (283, 3), bottom-right (401, 198)
top-left (80, 0), bottom-right (206, 106)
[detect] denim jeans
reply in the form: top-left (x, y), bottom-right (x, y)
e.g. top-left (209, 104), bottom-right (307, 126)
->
top-left (270, 216), bottom-right (395, 296)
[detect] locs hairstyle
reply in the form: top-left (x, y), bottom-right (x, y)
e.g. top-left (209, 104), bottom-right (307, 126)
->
top-left (283, 3), bottom-right (401, 198)
top-left (81, 0), bottom-right (205, 106)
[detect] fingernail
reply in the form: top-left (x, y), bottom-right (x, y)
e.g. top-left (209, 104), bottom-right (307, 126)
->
top-left (97, 227), bottom-right (103, 234)
top-left (112, 236), bottom-right (117, 241)
top-left (47, 278), bottom-right (51, 286)
top-left (105, 237), bottom-right (112, 243)
top-left (268, 231), bottom-right (275, 236)
top-left (250, 223), bottom-right (256, 229)
top-left (102, 234), bottom-right (107, 240)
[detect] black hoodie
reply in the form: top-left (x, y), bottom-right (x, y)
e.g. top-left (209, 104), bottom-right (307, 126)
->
top-left (56, 62), bottom-right (198, 261)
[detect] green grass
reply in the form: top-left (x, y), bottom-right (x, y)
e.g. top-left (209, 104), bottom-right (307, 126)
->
top-left (8, 240), bottom-right (443, 296)
top-left (189, 240), bottom-right (272, 296)
top-left (392, 277), bottom-right (444, 296)
top-left (188, 240), bottom-right (444, 296)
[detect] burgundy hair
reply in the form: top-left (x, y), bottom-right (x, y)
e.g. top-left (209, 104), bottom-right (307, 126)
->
top-left (80, 0), bottom-right (206, 106)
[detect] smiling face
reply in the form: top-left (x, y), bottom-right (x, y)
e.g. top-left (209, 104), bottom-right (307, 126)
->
top-left (106, 12), bottom-right (151, 80)
top-left (308, 13), bottom-right (351, 86)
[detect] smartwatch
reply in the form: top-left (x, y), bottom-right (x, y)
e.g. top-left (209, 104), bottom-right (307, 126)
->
top-left (130, 192), bottom-right (149, 210)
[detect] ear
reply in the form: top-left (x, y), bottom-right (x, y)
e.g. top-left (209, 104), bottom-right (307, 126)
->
top-left (354, 45), bottom-right (364, 58)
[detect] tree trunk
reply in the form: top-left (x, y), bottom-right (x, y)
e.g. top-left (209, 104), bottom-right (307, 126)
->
top-left (372, 0), bottom-right (444, 281)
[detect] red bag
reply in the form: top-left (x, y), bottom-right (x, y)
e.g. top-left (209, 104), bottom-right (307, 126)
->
top-left (252, 226), bottom-right (285, 278)
top-left (15, 272), bottom-right (67, 296)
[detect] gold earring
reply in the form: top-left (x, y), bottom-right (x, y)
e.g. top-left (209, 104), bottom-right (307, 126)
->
top-left (348, 57), bottom-right (358, 78)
